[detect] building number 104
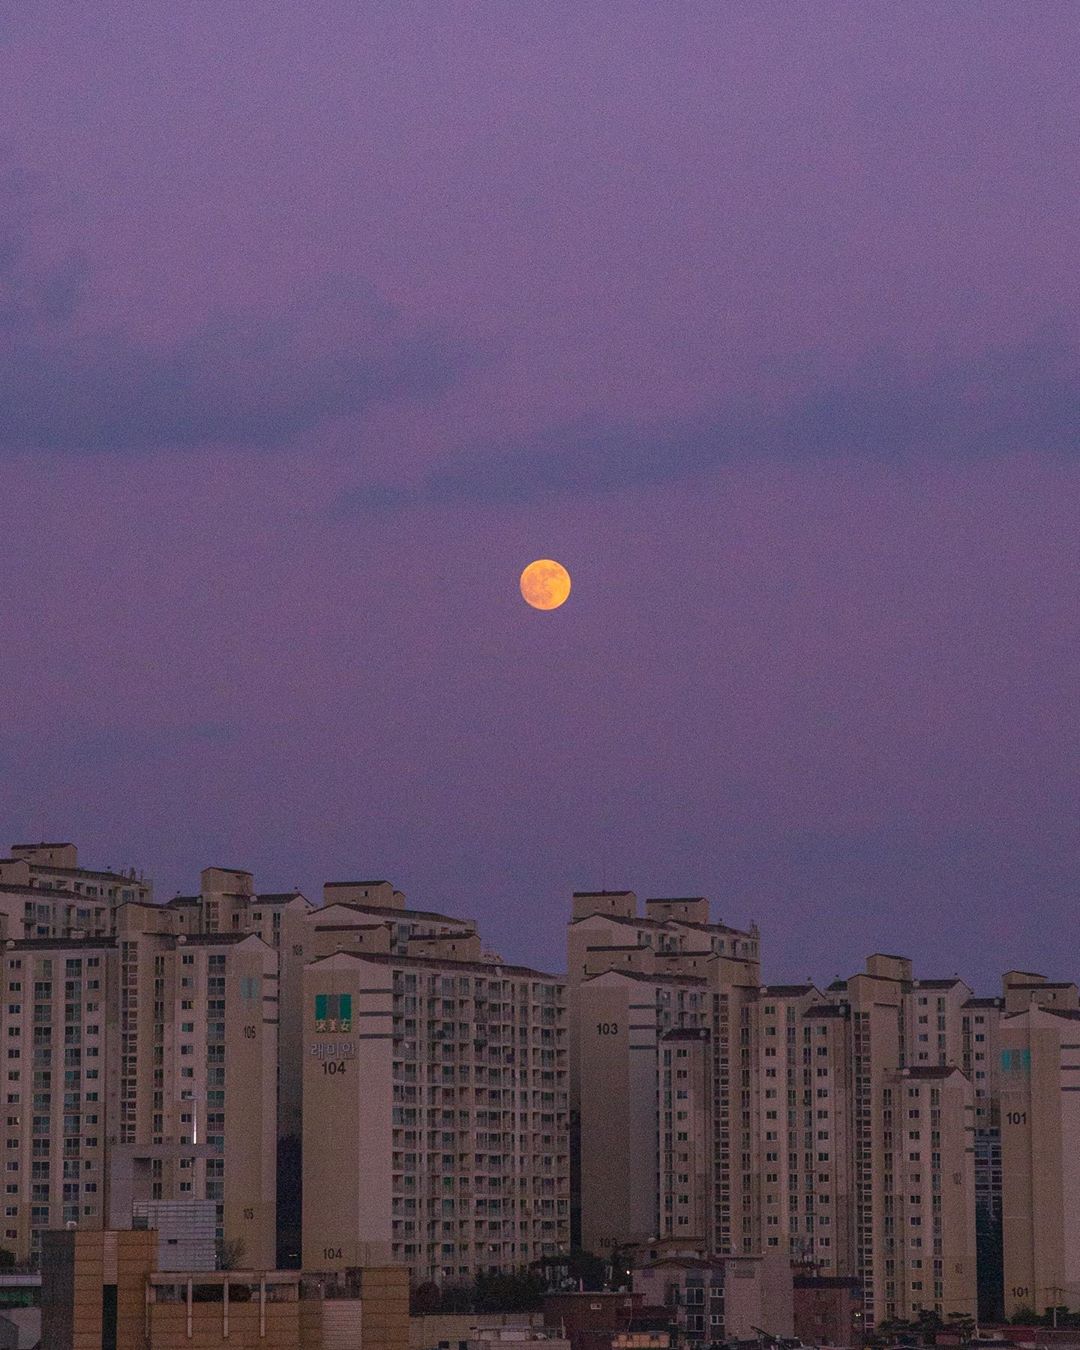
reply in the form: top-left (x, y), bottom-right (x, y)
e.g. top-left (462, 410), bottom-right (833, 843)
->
top-left (322, 1061), bottom-right (347, 1075)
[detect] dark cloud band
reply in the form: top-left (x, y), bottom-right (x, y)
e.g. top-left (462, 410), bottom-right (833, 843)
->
top-left (344, 337), bottom-right (1080, 510)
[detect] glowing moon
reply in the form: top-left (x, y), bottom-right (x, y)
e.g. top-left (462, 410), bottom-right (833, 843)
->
top-left (520, 559), bottom-right (571, 611)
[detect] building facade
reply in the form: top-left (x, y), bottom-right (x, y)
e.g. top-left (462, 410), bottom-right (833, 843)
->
top-left (999, 1001), bottom-right (1080, 1319)
top-left (301, 910), bottom-right (570, 1281)
top-left (0, 847), bottom-right (278, 1269)
top-left (571, 902), bottom-right (987, 1329)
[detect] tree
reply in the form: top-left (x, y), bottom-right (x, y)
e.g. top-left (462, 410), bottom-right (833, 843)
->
top-left (531, 1248), bottom-right (607, 1292)
top-left (609, 1244), bottom-right (633, 1291)
top-left (440, 1282), bottom-right (475, 1314)
top-left (410, 1281), bottom-right (442, 1315)
top-left (946, 1312), bottom-right (976, 1344)
top-left (215, 1238), bottom-right (246, 1271)
top-left (869, 1316), bottom-right (917, 1347)
top-left (474, 1269), bottom-right (546, 1312)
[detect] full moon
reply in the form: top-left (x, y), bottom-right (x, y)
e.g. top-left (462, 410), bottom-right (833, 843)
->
top-left (520, 559), bottom-right (571, 611)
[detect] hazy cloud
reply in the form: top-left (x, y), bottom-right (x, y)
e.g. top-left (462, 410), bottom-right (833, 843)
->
top-left (344, 338), bottom-right (1080, 510)
top-left (0, 177), bottom-right (463, 453)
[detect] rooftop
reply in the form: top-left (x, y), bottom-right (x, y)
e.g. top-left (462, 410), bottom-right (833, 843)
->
top-left (582, 968), bottom-right (707, 988)
top-left (1003, 1005), bottom-right (1080, 1022)
top-left (0, 883), bottom-right (105, 901)
top-left (669, 917), bottom-right (753, 937)
top-left (324, 900), bottom-right (474, 926)
top-left (4, 936), bottom-right (116, 951)
top-left (309, 949), bottom-right (562, 982)
top-left (313, 922), bottom-right (390, 933)
top-left (175, 933), bottom-right (254, 947)
top-left (23, 864), bottom-right (141, 883)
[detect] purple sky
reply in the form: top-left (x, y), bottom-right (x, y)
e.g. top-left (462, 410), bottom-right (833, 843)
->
top-left (2, 3), bottom-right (1079, 989)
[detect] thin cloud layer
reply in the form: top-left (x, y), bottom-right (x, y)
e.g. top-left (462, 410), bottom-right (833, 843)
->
top-left (0, 179), bottom-right (462, 453)
top-left (345, 338), bottom-right (1080, 510)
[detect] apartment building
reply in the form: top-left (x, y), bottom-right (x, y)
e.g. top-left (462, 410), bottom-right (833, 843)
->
top-left (161, 868), bottom-right (314, 1145)
top-left (998, 991), bottom-right (1080, 1319)
top-left (0, 848), bottom-right (279, 1269)
top-left (111, 908), bottom-right (278, 1268)
top-left (0, 842), bottom-right (151, 941)
top-left (301, 896), bottom-right (569, 1281)
top-left (754, 987), bottom-right (855, 1278)
top-left (0, 935), bottom-right (117, 1259)
top-left (961, 994), bottom-right (1004, 1235)
top-left (568, 892), bottom-right (760, 1258)
top-left (572, 903), bottom-right (984, 1329)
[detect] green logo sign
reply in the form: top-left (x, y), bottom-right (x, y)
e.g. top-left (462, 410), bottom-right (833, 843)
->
top-left (314, 993), bottom-right (352, 1032)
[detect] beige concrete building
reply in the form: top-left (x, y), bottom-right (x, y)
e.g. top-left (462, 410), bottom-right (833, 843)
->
top-left (572, 910), bottom-right (985, 1330)
top-left (0, 934), bottom-right (117, 1259)
top-left (958, 971), bottom-right (1078, 1317)
top-left (632, 1249), bottom-right (794, 1343)
top-left (0, 847), bottom-right (279, 1270)
top-left (0, 846), bottom-right (566, 1283)
top-left (410, 1313), bottom-right (546, 1350)
top-left (568, 892), bottom-right (760, 1256)
top-left (301, 929), bottom-right (569, 1281)
top-left (0, 842), bottom-right (151, 942)
top-left (999, 1000), bottom-right (1080, 1319)
top-left (40, 1226), bottom-right (409, 1350)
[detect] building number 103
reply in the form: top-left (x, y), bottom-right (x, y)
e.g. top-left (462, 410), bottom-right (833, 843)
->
top-left (597, 1022), bottom-right (618, 1035)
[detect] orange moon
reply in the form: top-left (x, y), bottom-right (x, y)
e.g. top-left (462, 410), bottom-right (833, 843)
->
top-left (520, 559), bottom-right (571, 610)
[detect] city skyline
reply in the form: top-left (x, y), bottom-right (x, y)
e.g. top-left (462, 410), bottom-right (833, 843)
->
top-left (3, 7), bottom-right (1080, 1042)
top-left (3, 833), bottom-right (1073, 999)
top-left (5, 835), bottom-right (1075, 1329)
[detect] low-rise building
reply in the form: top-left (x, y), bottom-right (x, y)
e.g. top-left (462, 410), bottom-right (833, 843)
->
top-left (39, 1227), bottom-right (408, 1350)
top-left (542, 1292), bottom-right (657, 1350)
top-left (633, 1251), bottom-right (794, 1344)
top-left (791, 1273), bottom-right (861, 1348)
